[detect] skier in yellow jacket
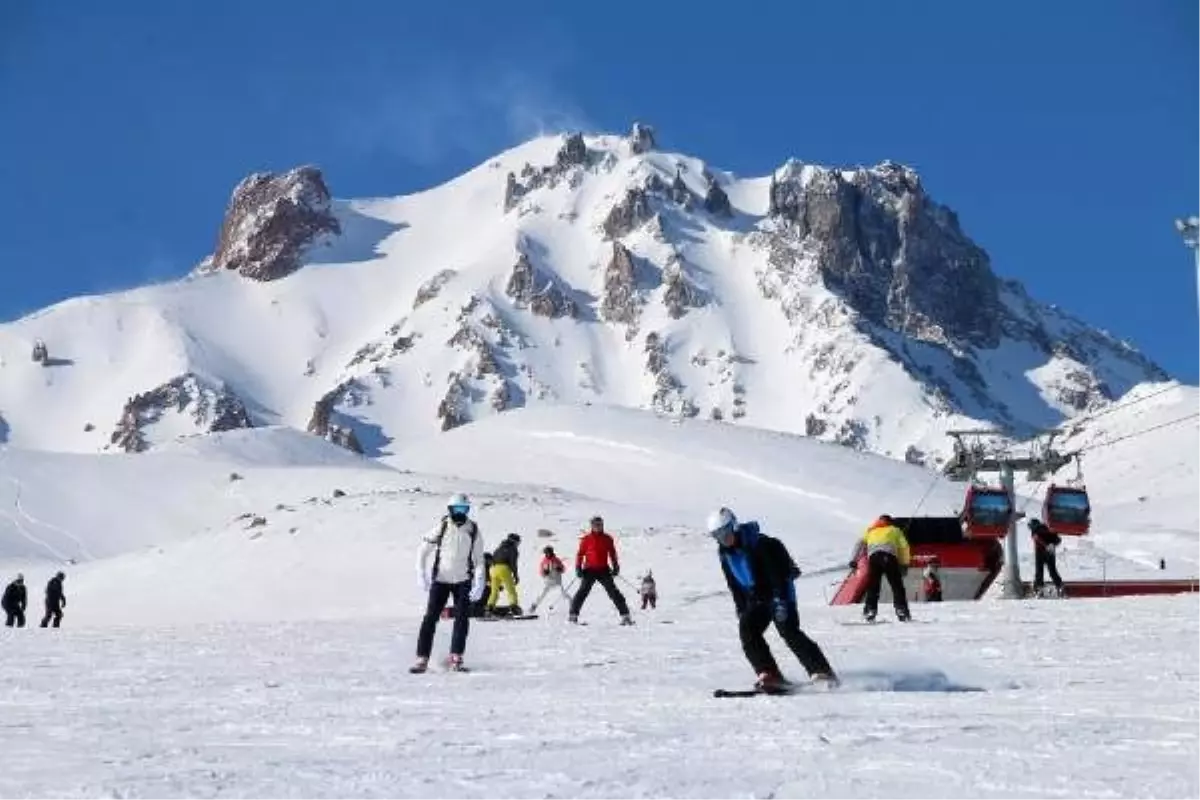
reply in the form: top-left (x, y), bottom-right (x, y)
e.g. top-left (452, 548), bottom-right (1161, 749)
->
top-left (486, 533), bottom-right (523, 616)
top-left (849, 515), bottom-right (912, 622)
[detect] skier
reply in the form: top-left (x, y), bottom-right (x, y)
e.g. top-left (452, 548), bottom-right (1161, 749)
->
top-left (487, 533), bottom-right (523, 616)
top-left (1029, 518), bottom-right (1066, 597)
top-left (568, 515), bottom-right (633, 625)
top-left (2, 574), bottom-right (27, 627)
top-left (412, 493), bottom-right (487, 672)
top-left (639, 570), bottom-right (658, 610)
top-left (40, 572), bottom-right (65, 628)
top-left (528, 546), bottom-right (572, 613)
top-left (706, 507), bottom-right (837, 691)
top-left (850, 514), bottom-right (912, 622)
top-left (921, 557), bottom-right (943, 602)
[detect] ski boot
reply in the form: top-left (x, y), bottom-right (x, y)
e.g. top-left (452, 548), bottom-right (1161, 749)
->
top-left (409, 657), bottom-right (429, 674)
top-left (810, 671), bottom-right (841, 690)
top-left (619, 614), bottom-right (634, 626)
top-left (445, 654), bottom-right (468, 672)
top-left (754, 670), bottom-right (791, 695)
top-left (862, 609), bottom-right (877, 623)
top-left (568, 614), bottom-right (579, 624)
top-left (896, 610), bottom-right (912, 622)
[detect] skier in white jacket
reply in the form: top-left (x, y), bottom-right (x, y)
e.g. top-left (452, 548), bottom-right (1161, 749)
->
top-left (411, 492), bottom-right (487, 672)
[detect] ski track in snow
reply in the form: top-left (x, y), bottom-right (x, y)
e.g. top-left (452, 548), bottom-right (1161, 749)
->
top-left (0, 597), bottom-right (1195, 799)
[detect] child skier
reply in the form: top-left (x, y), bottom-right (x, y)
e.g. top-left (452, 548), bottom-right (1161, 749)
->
top-left (922, 557), bottom-right (943, 602)
top-left (529, 546), bottom-right (572, 613)
top-left (639, 570), bottom-right (658, 610)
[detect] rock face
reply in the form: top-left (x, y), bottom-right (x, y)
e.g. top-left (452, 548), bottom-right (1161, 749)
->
top-left (504, 133), bottom-right (598, 212)
top-left (505, 253), bottom-right (579, 319)
top-left (600, 242), bottom-right (643, 326)
top-left (703, 179), bottom-right (732, 218)
top-left (110, 373), bottom-right (253, 453)
top-left (306, 382), bottom-right (365, 455)
top-left (208, 166), bottom-right (341, 282)
top-left (767, 161), bottom-right (998, 348)
top-left (603, 187), bottom-right (654, 240)
top-left (628, 122), bottom-right (656, 155)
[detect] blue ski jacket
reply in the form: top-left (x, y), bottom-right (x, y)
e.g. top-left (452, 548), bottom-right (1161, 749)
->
top-left (718, 522), bottom-right (800, 614)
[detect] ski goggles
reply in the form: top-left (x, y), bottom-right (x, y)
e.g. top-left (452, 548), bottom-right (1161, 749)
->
top-left (448, 504), bottom-right (470, 516)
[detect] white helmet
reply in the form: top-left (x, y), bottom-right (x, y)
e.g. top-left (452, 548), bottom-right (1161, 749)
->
top-left (706, 507), bottom-right (737, 540)
top-left (447, 492), bottom-right (470, 511)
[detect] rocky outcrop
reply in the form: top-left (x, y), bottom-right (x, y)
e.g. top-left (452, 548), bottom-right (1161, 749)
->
top-left (207, 166), bottom-right (340, 282)
top-left (628, 122), bottom-right (656, 155)
top-left (600, 242), bottom-right (643, 327)
top-left (504, 133), bottom-right (598, 213)
top-left (414, 269), bottom-right (457, 309)
top-left (645, 332), bottom-right (698, 418)
top-left (602, 187), bottom-right (654, 239)
top-left (505, 253), bottom-right (579, 319)
top-left (661, 253), bottom-right (704, 319)
top-left (305, 381), bottom-right (365, 455)
top-left (110, 373), bottom-right (253, 453)
top-left (437, 372), bottom-right (472, 431)
top-left (669, 170), bottom-right (694, 207)
top-left (765, 160), bottom-right (999, 348)
top-left (704, 180), bottom-right (732, 217)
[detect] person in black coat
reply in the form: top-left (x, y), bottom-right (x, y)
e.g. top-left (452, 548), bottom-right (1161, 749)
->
top-left (1029, 519), bottom-right (1065, 597)
top-left (2, 574), bottom-right (27, 627)
top-left (40, 572), bottom-right (66, 628)
top-left (707, 507), bottom-right (837, 691)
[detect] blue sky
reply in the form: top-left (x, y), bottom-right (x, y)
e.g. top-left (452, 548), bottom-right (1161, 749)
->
top-left (1, 1), bottom-right (1196, 380)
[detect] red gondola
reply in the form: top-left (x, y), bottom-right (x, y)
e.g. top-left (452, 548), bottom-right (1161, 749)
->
top-left (1043, 484), bottom-right (1091, 536)
top-left (960, 484), bottom-right (1013, 538)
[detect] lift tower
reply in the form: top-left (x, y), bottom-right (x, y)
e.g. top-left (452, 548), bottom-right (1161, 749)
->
top-left (942, 430), bottom-right (1074, 599)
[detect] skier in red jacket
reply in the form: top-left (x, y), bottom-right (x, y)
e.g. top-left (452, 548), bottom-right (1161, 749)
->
top-left (568, 516), bottom-right (633, 625)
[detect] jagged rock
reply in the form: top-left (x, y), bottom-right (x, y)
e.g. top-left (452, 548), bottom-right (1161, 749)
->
top-left (805, 414), bottom-right (828, 437)
top-left (306, 381), bottom-right (365, 454)
top-left (765, 161), bottom-right (1000, 348)
top-left (662, 255), bottom-right (703, 319)
top-left (505, 252), bottom-right (579, 319)
top-left (603, 187), bottom-right (654, 240)
top-left (31, 340), bottom-right (48, 364)
top-left (414, 269), bottom-right (457, 309)
top-left (332, 489), bottom-right (346, 498)
top-left (704, 181), bottom-right (732, 217)
top-left (669, 170), bottom-right (693, 207)
top-left (437, 373), bottom-right (472, 431)
top-left (504, 172), bottom-right (525, 212)
top-left (208, 166), bottom-right (340, 282)
top-left (556, 133), bottom-right (589, 170)
top-left (600, 242), bottom-right (642, 326)
top-left (110, 373), bottom-right (253, 453)
top-left (904, 445), bottom-right (927, 466)
top-left (629, 122), bottom-right (656, 155)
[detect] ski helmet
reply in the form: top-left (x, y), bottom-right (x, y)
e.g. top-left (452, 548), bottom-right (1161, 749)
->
top-left (543, 545), bottom-right (555, 556)
top-left (589, 515), bottom-right (604, 529)
top-left (447, 492), bottom-right (470, 514)
top-left (706, 507), bottom-right (737, 541)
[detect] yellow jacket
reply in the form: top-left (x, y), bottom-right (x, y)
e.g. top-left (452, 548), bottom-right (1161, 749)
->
top-left (862, 519), bottom-right (911, 566)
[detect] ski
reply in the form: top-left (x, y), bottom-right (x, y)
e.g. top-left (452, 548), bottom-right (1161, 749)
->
top-left (477, 614), bottom-right (539, 622)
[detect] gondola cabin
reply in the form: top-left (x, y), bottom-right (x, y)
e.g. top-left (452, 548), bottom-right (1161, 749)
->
top-left (961, 485), bottom-right (1013, 538)
top-left (1043, 485), bottom-right (1091, 536)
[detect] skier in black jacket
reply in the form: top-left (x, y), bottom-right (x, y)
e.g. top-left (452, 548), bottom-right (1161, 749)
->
top-left (41, 572), bottom-right (66, 628)
top-left (2, 574), bottom-right (27, 627)
top-left (707, 507), bottom-right (838, 692)
top-left (1029, 519), bottom-right (1066, 597)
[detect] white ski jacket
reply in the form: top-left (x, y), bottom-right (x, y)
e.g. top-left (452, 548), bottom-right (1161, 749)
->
top-left (416, 517), bottom-right (487, 597)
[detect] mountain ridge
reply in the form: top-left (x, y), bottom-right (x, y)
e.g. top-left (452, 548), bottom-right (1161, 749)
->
top-left (0, 125), bottom-right (1179, 467)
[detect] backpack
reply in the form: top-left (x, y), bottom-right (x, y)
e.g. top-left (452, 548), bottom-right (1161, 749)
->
top-left (430, 515), bottom-right (479, 583)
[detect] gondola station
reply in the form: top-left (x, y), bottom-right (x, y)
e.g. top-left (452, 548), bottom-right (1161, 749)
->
top-left (831, 430), bottom-right (1199, 605)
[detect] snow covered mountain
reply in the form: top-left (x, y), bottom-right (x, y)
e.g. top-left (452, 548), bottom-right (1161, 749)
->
top-left (0, 125), bottom-right (1178, 466)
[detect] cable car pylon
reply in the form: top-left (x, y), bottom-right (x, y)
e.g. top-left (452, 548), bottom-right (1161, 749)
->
top-left (942, 429), bottom-right (1075, 599)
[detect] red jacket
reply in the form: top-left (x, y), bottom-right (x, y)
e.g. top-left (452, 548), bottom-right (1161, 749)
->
top-left (576, 531), bottom-right (619, 573)
top-left (539, 554), bottom-right (566, 577)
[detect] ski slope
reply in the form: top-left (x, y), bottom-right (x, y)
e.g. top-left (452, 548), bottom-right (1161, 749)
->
top-left (0, 404), bottom-right (1195, 797)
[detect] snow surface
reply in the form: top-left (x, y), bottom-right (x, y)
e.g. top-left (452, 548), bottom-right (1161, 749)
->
top-left (0, 404), bottom-right (1195, 797)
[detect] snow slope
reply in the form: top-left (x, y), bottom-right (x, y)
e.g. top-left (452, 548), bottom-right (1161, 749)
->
top-left (0, 404), bottom-right (1195, 797)
top-left (0, 131), bottom-right (1177, 470)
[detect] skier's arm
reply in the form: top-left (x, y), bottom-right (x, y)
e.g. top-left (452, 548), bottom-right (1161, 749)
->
top-left (896, 531), bottom-right (911, 567)
top-left (759, 538), bottom-right (795, 599)
top-left (607, 536), bottom-right (619, 575)
top-left (470, 530), bottom-right (488, 600)
top-left (415, 529), bottom-right (437, 589)
top-left (721, 559), bottom-right (747, 615)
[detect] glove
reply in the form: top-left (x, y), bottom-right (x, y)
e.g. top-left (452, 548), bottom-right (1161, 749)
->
top-left (419, 571), bottom-right (431, 594)
top-left (1046, 543), bottom-right (1057, 554)
top-left (772, 598), bottom-right (789, 624)
top-left (848, 561), bottom-right (858, 572)
top-left (576, 568), bottom-right (584, 579)
top-left (611, 565), bottom-right (620, 578)
top-left (901, 566), bottom-right (910, 577)
top-left (469, 575), bottom-right (486, 603)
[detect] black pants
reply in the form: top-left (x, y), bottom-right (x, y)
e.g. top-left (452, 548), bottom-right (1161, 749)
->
top-left (1034, 548), bottom-right (1063, 591)
top-left (416, 582), bottom-right (471, 658)
top-left (40, 606), bottom-right (62, 628)
top-left (4, 607), bottom-right (24, 627)
top-left (740, 601), bottom-right (833, 678)
top-left (569, 570), bottom-right (630, 618)
top-left (864, 551), bottom-right (909, 618)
